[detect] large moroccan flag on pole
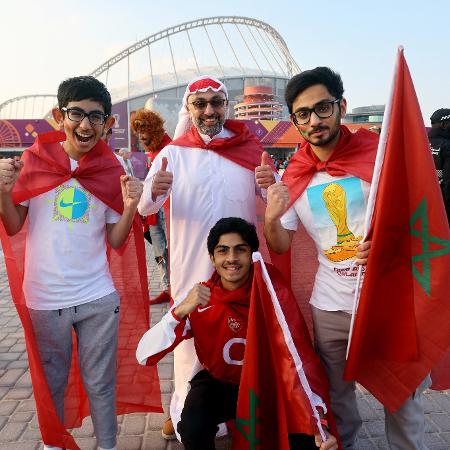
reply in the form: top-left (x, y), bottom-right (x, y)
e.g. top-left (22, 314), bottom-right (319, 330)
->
top-left (344, 47), bottom-right (450, 412)
top-left (233, 253), bottom-right (330, 449)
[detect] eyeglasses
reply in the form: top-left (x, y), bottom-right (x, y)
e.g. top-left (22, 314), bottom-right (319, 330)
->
top-left (61, 107), bottom-right (108, 126)
top-left (291, 98), bottom-right (341, 125)
top-left (188, 98), bottom-right (228, 110)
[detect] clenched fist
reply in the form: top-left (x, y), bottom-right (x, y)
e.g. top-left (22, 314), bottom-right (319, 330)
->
top-left (265, 182), bottom-right (291, 222)
top-left (0, 158), bottom-right (24, 193)
top-left (175, 284), bottom-right (211, 319)
top-left (120, 175), bottom-right (143, 210)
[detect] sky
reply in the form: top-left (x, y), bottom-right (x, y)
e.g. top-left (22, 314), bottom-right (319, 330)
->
top-left (1, 0), bottom-right (449, 122)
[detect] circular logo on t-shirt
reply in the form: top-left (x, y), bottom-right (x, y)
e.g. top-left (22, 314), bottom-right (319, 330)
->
top-left (56, 187), bottom-right (89, 220)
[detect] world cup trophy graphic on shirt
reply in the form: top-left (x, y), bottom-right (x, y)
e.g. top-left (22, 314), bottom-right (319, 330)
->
top-left (322, 183), bottom-right (362, 262)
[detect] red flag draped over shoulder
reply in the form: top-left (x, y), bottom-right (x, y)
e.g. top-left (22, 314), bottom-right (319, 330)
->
top-left (344, 48), bottom-right (450, 411)
top-left (171, 119), bottom-right (273, 171)
top-left (233, 255), bottom-right (340, 450)
top-left (0, 131), bottom-right (162, 450)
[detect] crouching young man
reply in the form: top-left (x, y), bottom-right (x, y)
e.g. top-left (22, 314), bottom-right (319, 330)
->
top-left (137, 217), bottom-right (339, 450)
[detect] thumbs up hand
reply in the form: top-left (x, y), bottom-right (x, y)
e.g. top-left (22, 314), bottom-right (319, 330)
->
top-left (151, 156), bottom-right (173, 201)
top-left (255, 151), bottom-right (275, 189)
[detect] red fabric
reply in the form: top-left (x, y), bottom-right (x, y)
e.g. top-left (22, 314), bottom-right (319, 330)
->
top-left (344, 49), bottom-right (450, 411)
top-left (146, 271), bottom-right (251, 384)
top-left (282, 126), bottom-right (378, 208)
top-left (0, 131), bottom-right (162, 449)
top-left (233, 261), bottom-right (339, 449)
top-left (188, 78), bottom-right (222, 92)
top-left (194, 272), bottom-right (251, 383)
top-left (171, 120), bottom-right (274, 171)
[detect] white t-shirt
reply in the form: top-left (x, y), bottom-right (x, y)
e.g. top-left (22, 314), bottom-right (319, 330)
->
top-left (21, 158), bottom-right (121, 310)
top-left (281, 172), bottom-right (370, 312)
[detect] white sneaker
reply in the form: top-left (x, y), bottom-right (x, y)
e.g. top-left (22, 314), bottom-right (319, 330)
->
top-left (43, 446), bottom-right (64, 450)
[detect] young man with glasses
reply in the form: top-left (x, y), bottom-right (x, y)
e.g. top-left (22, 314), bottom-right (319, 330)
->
top-left (0, 76), bottom-right (159, 450)
top-left (138, 75), bottom-right (277, 440)
top-left (264, 66), bottom-right (430, 450)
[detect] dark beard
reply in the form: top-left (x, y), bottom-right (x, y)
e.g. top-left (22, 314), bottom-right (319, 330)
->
top-left (306, 126), bottom-right (340, 146)
top-left (193, 116), bottom-right (225, 137)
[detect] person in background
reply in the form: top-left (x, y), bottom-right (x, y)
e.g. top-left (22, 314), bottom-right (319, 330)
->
top-left (131, 109), bottom-right (172, 304)
top-left (428, 108), bottom-right (450, 224)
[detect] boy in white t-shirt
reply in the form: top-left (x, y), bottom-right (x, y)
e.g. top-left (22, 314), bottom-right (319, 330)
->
top-left (0, 76), bottom-right (143, 450)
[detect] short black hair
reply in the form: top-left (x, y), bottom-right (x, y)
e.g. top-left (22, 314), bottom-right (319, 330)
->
top-left (57, 76), bottom-right (112, 116)
top-left (285, 67), bottom-right (344, 114)
top-left (207, 217), bottom-right (259, 255)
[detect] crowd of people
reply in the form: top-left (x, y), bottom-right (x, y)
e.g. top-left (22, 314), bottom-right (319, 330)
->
top-left (0, 64), bottom-right (447, 450)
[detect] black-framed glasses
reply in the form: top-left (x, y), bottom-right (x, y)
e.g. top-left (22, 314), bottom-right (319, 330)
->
top-left (188, 98), bottom-right (228, 110)
top-left (291, 98), bottom-right (341, 125)
top-left (61, 107), bottom-right (108, 125)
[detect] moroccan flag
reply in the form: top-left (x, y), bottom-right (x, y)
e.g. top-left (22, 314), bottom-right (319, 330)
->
top-left (233, 253), bottom-right (329, 449)
top-left (344, 48), bottom-right (450, 412)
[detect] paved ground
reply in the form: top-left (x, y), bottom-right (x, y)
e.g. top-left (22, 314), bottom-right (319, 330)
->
top-left (0, 243), bottom-right (449, 449)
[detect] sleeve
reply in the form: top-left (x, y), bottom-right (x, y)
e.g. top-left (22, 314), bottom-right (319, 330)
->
top-left (136, 307), bottom-right (192, 365)
top-left (138, 147), bottom-right (172, 216)
top-left (280, 203), bottom-right (300, 231)
top-left (105, 206), bottom-right (121, 224)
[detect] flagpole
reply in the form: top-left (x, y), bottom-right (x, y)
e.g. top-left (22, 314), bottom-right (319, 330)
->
top-left (346, 46), bottom-right (403, 358)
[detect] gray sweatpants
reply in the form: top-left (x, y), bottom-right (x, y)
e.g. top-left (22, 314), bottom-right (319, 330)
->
top-left (312, 306), bottom-right (430, 450)
top-left (29, 291), bottom-right (120, 449)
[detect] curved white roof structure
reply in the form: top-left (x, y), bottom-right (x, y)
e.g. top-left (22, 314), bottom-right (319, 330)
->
top-left (0, 95), bottom-right (57, 120)
top-left (0, 16), bottom-right (300, 119)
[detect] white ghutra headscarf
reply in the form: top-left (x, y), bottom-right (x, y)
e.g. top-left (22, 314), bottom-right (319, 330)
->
top-left (173, 75), bottom-right (229, 139)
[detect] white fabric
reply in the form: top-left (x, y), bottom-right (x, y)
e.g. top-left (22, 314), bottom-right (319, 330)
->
top-left (281, 172), bottom-right (370, 312)
top-left (136, 305), bottom-right (190, 365)
top-left (173, 75), bottom-right (228, 139)
top-left (138, 126), bottom-right (262, 438)
top-left (21, 158), bottom-right (120, 310)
